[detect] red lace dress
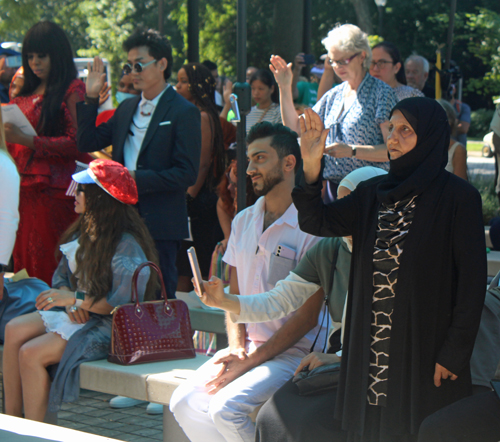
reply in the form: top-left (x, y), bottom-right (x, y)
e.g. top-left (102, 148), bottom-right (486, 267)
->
top-left (7, 79), bottom-right (91, 284)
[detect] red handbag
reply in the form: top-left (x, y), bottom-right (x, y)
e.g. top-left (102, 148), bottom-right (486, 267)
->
top-left (108, 262), bottom-right (196, 365)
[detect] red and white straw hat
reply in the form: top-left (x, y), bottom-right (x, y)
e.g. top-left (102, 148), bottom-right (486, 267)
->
top-left (72, 159), bottom-right (138, 205)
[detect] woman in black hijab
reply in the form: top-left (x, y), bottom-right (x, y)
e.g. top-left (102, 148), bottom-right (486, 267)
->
top-left (292, 97), bottom-right (486, 441)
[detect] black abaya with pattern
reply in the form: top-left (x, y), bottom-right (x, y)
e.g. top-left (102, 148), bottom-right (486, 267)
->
top-left (292, 98), bottom-right (487, 440)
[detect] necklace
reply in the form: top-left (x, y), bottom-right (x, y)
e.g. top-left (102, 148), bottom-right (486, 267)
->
top-left (132, 119), bottom-right (149, 131)
top-left (140, 101), bottom-right (154, 117)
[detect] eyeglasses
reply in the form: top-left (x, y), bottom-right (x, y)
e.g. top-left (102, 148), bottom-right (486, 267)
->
top-left (328, 52), bottom-right (361, 67)
top-left (370, 60), bottom-right (394, 69)
top-left (122, 59), bottom-right (157, 75)
top-left (76, 184), bottom-right (86, 194)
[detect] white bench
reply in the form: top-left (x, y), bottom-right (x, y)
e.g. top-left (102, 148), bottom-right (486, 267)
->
top-left (80, 355), bottom-right (210, 442)
top-left (0, 294), bottom-right (228, 442)
top-left (0, 414), bottom-right (123, 442)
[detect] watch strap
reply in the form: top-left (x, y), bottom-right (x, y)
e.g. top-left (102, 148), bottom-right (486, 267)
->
top-left (74, 290), bottom-right (85, 307)
top-left (84, 94), bottom-right (99, 106)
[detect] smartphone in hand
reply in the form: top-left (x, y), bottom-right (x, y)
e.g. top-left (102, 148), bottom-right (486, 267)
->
top-left (187, 247), bottom-right (204, 297)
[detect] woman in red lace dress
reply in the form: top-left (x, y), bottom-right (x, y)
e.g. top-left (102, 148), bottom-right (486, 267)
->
top-left (5, 21), bottom-right (89, 285)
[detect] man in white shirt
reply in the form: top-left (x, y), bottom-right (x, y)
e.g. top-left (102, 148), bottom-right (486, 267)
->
top-left (170, 122), bottom-right (324, 442)
top-left (77, 29), bottom-right (201, 300)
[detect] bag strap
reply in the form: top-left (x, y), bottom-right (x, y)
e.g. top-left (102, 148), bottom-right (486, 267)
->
top-left (309, 239), bottom-right (342, 353)
top-left (131, 261), bottom-right (167, 306)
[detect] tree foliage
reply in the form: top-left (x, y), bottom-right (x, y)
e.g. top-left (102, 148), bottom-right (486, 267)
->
top-left (0, 0), bottom-right (498, 109)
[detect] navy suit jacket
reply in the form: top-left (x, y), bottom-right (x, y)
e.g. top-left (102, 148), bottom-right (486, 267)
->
top-left (76, 86), bottom-right (201, 241)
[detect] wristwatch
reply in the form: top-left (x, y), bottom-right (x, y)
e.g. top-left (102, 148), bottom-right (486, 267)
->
top-left (74, 290), bottom-right (86, 307)
top-left (351, 146), bottom-right (357, 157)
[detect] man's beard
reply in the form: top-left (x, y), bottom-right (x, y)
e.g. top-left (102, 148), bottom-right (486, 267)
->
top-left (252, 166), bottom-right (284, 197)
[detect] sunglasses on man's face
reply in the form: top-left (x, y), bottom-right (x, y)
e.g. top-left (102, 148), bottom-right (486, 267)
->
top-left (122, 59), bottom-right (157, 75)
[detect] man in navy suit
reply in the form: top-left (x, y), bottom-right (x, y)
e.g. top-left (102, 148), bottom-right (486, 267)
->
top-left (77, 29), bottom-right (201, 299)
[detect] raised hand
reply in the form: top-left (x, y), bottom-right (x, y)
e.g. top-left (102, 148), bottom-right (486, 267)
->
top-left (223, 79), bottom-right (233, 106)
top-left (323, 54), bottom-right (333, 72)
top-left (98, 81), bottom-right (111, 106)
top-left (86, 56), bottom-right (107, 98)
top-left (299, 108), bottom-right (329, 183)
top-left (269, 55), bottom-right (293, 90)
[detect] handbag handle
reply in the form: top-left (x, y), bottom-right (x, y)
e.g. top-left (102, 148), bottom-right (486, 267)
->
top-left (130, 261), bottom-right (172, 316)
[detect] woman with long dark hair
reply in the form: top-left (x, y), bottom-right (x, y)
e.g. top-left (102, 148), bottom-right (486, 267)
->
top-left (5, 21), bottom-right (90, 285)
top-left (369, 42), bottom-right (424, 101)
top-left (176, 62), bottom-right (226, 277)
top-left (246, 69), bottom-right (281, 133)
top-left (2, 159), bottom-right (158, 422)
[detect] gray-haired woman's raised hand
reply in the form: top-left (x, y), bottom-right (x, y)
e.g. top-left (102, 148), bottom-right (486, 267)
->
top-left (269, 55), bottom-right (293, 90)
top-left (299, 108), bottom-right (329, 184)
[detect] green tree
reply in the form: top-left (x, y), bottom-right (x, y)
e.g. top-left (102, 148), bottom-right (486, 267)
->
top-left (77, 0), bottom-right (136, 93)
top-left (0, 0), bottom-right (90, 55)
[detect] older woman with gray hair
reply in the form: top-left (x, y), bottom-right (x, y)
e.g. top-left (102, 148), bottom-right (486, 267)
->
top-left (270, 24), bottom-right (397, 198)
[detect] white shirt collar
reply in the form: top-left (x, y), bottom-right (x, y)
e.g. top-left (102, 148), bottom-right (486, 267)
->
top-left (139, 84), bottom-right (170, 112)
top-left (254, 196), bottom-right (298, 229)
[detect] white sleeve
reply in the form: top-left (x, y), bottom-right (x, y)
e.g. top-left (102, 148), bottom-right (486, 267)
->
top-left (229, 272), bottom-right (320, 323)
top-left (0, 154), bottom-right (20, 265)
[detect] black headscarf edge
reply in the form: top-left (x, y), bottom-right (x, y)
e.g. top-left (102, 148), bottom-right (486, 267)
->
top-left (377, 97), bottom-right (450, 205)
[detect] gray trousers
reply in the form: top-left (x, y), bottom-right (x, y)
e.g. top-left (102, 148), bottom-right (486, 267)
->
top-left (470, 271), bottom-right (500, 388)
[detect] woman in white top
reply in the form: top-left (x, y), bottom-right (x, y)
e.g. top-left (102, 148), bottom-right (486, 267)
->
top-left (438, 99), bottom-right (468, 181)
top-left (0, 111), bottom-right (20, 299)
top-left (246, 69), bottom-right (282, 133)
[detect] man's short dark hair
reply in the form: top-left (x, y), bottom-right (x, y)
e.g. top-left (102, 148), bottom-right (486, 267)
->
top-left (246, 122), bottom-right (301, 171)
top-left (202, 60), bottom-right (217, 71)
top-left (123, 29), bottom-right (173, 80)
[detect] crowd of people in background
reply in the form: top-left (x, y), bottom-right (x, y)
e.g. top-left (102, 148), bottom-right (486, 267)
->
top-left (0, 17), bottom-right (497, 442)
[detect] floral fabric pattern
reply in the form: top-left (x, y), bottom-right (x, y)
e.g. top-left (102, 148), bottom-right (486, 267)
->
top-left (313, 74), bottom-right (397, 184)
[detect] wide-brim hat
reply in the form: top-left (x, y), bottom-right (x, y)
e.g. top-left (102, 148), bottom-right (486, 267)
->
top-left (72, 159), bottom-right (138, 205)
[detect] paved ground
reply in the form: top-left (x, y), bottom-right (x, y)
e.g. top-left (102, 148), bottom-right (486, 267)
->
top-left (0, 375), bottom-right (164, 442)
top-left (467, 151), bottom-right (495, 178)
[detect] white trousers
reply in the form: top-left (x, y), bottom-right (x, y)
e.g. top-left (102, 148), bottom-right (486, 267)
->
top-left (170, 348), bottom-right (302, 442)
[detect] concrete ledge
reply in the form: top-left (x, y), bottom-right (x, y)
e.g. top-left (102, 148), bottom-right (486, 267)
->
top-left (488, 250), bottom-right (500, 277)
top-left (0, 414), bottom-right (122, 441)
top-left (80, 355), bottom-right (211, 402)
top-left (486, 226), bottom-right (493, 249)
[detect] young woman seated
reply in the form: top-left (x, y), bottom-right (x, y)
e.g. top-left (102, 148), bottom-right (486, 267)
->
top-left (2, 159), bottom-right (159, 422)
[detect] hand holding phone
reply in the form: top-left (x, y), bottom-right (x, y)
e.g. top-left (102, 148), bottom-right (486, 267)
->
top-left (229, 94), bottom-right (241, 123)
top-left (187, 247), bottom-right (204, 297)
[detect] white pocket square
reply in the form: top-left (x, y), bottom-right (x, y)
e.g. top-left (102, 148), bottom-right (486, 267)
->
top-left (159, 121), bottom-right (171, 126)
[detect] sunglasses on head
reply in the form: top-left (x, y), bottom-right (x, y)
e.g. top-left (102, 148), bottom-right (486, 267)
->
top-left (122, 59), bottom-right (157, 75)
